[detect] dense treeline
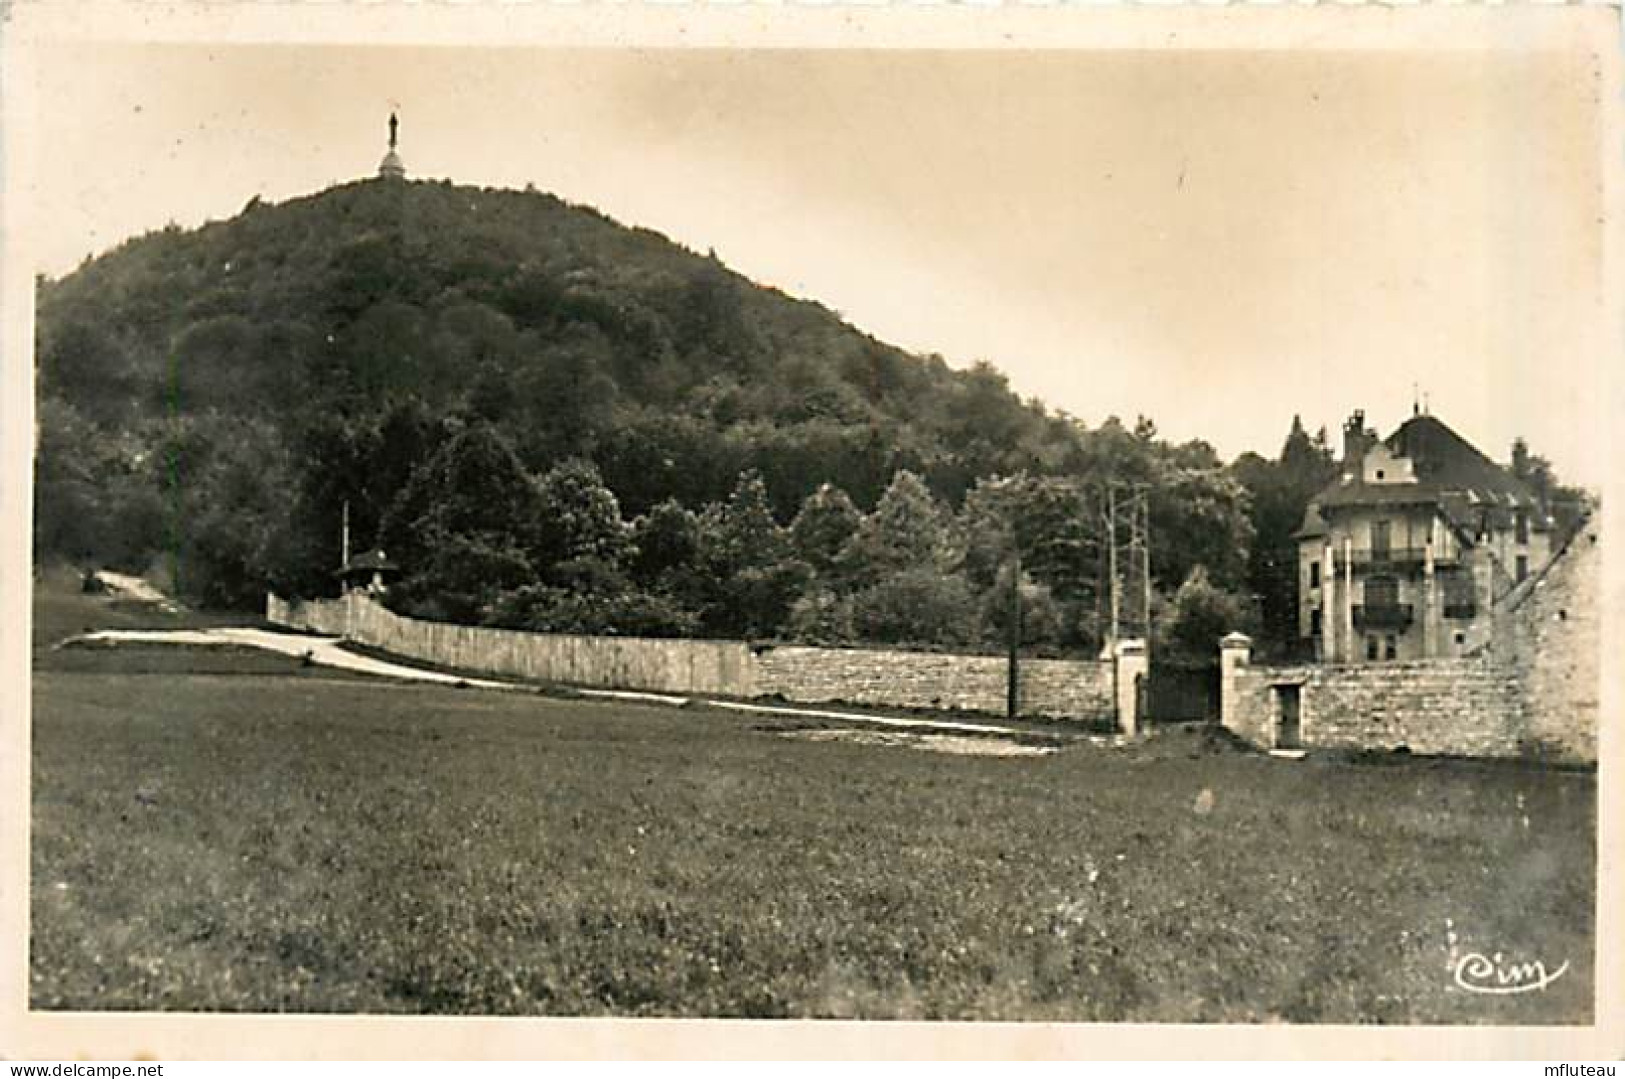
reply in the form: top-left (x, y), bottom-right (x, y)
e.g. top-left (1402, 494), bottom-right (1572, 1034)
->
top-left (33, 177), bottom-right (1579, 656)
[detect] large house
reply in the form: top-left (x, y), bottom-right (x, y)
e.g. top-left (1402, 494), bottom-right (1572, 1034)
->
top-left (1296, 409), bottom-right (1552, 663)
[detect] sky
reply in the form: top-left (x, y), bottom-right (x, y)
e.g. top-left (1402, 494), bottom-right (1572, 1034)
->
top-left (20, 40), bottom-right (1612, 487)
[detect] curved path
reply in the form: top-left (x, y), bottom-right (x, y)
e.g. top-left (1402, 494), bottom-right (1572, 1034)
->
top-left (68, 627), bottom-right (516, 690)
top-left (64, 627), bottom-right (1062, 740)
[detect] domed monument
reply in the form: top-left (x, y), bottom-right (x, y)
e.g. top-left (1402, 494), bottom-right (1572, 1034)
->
top-left (378, 112), bottom-right (406, 180)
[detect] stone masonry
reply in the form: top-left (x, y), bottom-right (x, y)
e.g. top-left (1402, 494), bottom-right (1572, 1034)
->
top-left (1220, 518), bottom-right (1600, 763)
top-left (269, 592), bottom-right (1118, 725)
top-left (752, 644), bottom-right (1113, 722)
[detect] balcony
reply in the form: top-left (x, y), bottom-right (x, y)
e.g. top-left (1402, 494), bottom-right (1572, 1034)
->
top-left (1332, 547), bottom-right (1458, 573)
top-left (1352, 603), bottom-right (1414, 630)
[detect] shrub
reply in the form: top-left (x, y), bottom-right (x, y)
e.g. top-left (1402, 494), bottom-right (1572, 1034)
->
top-left (786, 588), bottom-right (856, 645)
top-left (847, 568), bottom-right (981, 648)
top-left (980, 568), bottom-right (1067, 651)
top-left (1158, 566), bottom-right (1256, 660)
top-left (488, 584), bottom-right (700, 638)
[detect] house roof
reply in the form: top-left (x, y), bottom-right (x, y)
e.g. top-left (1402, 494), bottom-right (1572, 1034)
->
top-left (1313, 415), bottom-right (1549, 536)
top-left (1292, 502), bottom-right (1328, 540)
top-left (337, 548), bottom-right (399, 575)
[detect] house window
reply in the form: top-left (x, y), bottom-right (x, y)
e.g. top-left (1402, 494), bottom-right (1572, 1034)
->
top-left (1309, 562), bottom-right (1321, 589)
top-left (1310, 608), bottom-right (1322, 638)
top-left (1516, 555), bottom-right (1529, 583)
top-left (1364, 575), bottom-right (1399, 609)
top-left (1515, 510), bottom-right (1529, 545)
top-left (1385, 635), bottom-right (1398, 661)
top-left (1366, 636), bottom-right (1380, 661)
top-left (1442, 569), bottom-right (1476, 619)
top-left (1371, 520), bottom-right (1392, 558)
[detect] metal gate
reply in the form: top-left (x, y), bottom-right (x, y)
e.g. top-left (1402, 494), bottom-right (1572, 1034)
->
top-left (1139, 658), bottom-right (1220, 724)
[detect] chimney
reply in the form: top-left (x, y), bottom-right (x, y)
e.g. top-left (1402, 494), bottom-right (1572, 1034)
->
top-left (1342, 409), bottom-right (1371, 468)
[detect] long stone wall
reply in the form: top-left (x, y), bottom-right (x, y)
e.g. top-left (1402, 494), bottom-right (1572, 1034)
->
top-left (754, 645), bottom-right (1113, 722)
top-left (267, 592), bottom-right (1115, 723)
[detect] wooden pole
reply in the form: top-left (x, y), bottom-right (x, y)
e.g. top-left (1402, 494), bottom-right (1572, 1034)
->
top-left (1006, 547), bottom-right (1021, 720)
top-left (1140, 492), bottom-right (1152, 647)
top-left (1107, 485), bottom-right (1120, 650)
top-left (341, 500), bottom-right (351, 571)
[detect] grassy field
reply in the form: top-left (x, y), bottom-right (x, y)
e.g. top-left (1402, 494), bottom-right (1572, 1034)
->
top-left (30, 583), bottom-right (1597, 1022)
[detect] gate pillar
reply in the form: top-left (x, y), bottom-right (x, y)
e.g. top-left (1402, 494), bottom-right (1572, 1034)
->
top-left (1219, 631), bottom-right (1253, 735)
top-left (1114, 638), bottom-right (1148, 737)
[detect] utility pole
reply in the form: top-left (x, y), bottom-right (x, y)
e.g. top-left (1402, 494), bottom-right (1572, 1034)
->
top-left (1122, 488), bottom-right (1151, 645)
top-left (341, 499), bottom-right (352, 570)
top-left (1139, 492), bottom-right (1152, 649)
top-left (1006, 547), bottom-right (1021, 720)
top-left (1107, 484), bottom-right (1120, 651)
top-left (1094, 487), bottom-right (1107, 651)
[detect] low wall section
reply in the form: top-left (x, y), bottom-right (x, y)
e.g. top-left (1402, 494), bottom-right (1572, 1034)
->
top-left (1225, 656), bottom-right (1534, 759)
top-left (267, 592), bottom-right (1115, 723)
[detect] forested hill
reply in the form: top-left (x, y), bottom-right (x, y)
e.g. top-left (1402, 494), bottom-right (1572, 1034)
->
top-left (39, 176), bottom-right (1078, 517)
top-left (36, 175), bottom-right (1270, 652)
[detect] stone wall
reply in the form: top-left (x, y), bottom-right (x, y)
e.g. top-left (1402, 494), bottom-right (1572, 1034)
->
top-left (268, 592), bottom-right (1116, 724)
top-left (1221, 525), bottom-right (1601, 764)
top-left (1225, 656), bottom-right (1531, 758)
top-left (754, 644), bottom-right (1113, 722)
top-left (1502, 522), bottom-right (1602, 762)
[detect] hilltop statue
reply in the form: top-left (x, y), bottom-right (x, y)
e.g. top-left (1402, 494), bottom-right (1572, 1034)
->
top-left (378, 111), bottom-right (406, 180)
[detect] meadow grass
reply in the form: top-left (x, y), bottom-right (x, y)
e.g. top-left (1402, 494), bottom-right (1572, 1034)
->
top-left (29, 581), bottom-right (1596, 1021)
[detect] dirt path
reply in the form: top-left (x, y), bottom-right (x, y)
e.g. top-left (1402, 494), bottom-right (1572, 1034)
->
top-left (92, 571), bottom-right (182, 612)
top-left (64, 627), bottom-right (1067, 741)
top-left (68, 627), bottom-right (517, 690)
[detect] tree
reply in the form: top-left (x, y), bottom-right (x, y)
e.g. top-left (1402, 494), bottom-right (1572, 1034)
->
top-left (144, 414), bottom-right (301, 609)
top-left (785, 587), bottom-right (856, 645)
top-left (789, 483), bottom-right (861, 582)
top-left (508, 323), bottom-right (620, 467)
top-left (690, 471), bottom-right (809, 637)
top-left (33, 397), bottom-right (164, 571)
top-left (1158, 566), bottom-right (1256, 660)
top-left (959, 473), bottom-right (1092, 598)
top-left (628, 499), bottom-right (702, 590)
top-left (957, 473), bottom-right (1098, 651)
top-left (847, 569), bottom-right (981, 649)
top-left (487, 582), bottom-right (699, 638)
top-left (1065, 418), bottom-right (1255, 595)
top-left (1231, 416), bottom-right (1336, 656)
top-left (837, 470), bottom-right (958, 587)
top-left (35, 319), bottom-right (140, 426)
top-left (1149, 442), bottom-right (1254, 593)
top-left (979, 563), bottom-right (1066, 651)
top-left (1510, 436), bottom-right (1592, 545)
top-left (381, 423), bottom-right (544, 621)
top-left (531, 458), bottom-right (632, 581)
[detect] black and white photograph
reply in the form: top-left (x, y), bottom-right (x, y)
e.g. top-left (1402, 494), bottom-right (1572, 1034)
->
top-left (3, 0), bottom-right (1619, 1060)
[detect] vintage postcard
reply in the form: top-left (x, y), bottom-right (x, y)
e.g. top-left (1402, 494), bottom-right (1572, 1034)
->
top-left (1, 0), bottom-right (1619, 1061)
